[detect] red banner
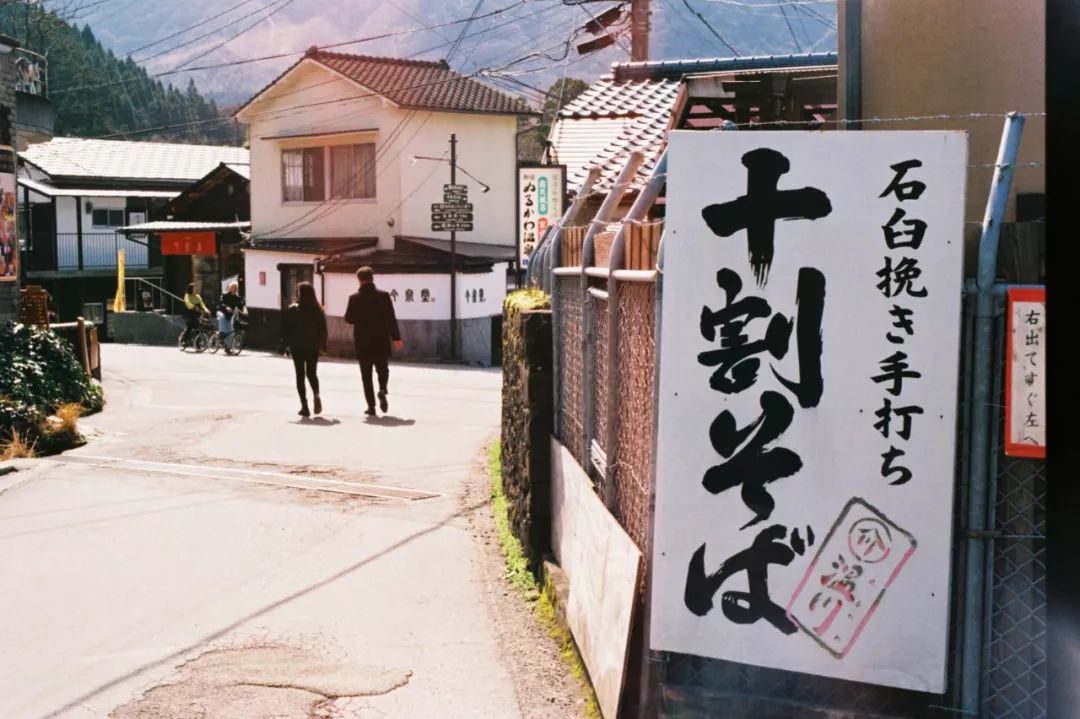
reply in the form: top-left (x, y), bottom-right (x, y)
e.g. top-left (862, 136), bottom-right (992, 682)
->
top-left (161, 231), bottom-right (216, 256)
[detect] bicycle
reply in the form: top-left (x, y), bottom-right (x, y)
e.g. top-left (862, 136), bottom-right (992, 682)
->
top-left (178, 314), bottom-right (214, 353)
top-left (209, 312), bottom-right (248, 355)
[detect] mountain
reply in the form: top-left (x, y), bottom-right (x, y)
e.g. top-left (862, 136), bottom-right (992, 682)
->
top-left (0, 3), bottom-right (242, 144)
top-left (74, 0), bottom-right (837, 107)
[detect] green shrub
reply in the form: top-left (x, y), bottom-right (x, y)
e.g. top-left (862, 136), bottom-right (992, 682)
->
top-left (0, 321), bottom-right (104, 449)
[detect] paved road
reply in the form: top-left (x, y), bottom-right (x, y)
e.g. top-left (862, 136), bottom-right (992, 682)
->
top-left (0, 345), bottom-right (583, 718)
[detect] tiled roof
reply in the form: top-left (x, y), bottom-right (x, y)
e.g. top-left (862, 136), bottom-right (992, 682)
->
top-left (320, 246), bottom-right (493, 274)
top-left (19, 138), bottom-right (249, 184)
top-left (240, 49), bottom-right (535, 118)
top-left (551, 53), bottom-right (839, 196)
top-left (558, 78), bottom-right (680, 119)
top-left (396, 236), bottom-right (516, 262)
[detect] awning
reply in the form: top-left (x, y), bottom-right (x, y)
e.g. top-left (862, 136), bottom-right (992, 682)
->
top-left (260, 127), bottom-right (379, 141)
top-left (119, 220), bottom-right (251, 234)
top-left (17, 177), bottom-right (179, 199)
top-left (396, 235), bottom-right (516, 262)
top-left (247, 237), bottom-right (379, 255)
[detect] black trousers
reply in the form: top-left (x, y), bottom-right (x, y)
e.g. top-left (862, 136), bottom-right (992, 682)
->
top-left (358, 354), bottom-right (389, 410)
top-left (292, 352), bottom-right (320, 404)
top-left (181, 313), bottom-right (199, 344)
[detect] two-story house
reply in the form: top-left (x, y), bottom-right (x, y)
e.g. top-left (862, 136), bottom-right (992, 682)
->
top-left (17, 137), bottom-right (248, 320)
top-left (235, 48), bottom-right (535, 364)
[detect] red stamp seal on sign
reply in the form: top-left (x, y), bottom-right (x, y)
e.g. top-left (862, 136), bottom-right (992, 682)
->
top-left (785, 498), bottom-right (917, 658)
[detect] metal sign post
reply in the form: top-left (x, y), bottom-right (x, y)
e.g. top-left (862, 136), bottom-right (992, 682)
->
top-left (431, 134), bottom-right (476, 361)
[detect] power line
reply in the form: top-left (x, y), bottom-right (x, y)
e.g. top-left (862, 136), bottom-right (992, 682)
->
top-left (139, 0), bottom-right (295, 68)
top-left (169, 0), bottom-right (299, 72)
top-left (680, 0), bottom-right (740, 56)
top-left (123, 0), bottom-right (264, 59)
top-left (50, 0), bottom-right (531, 95)
top-left (777, 0), bottom-right (803, 52)
top-left (446, 0), bottom-right (484, 63)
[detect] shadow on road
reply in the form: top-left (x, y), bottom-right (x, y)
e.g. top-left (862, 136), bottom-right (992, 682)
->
top-left (363, 416), bottom-right (415, 427)
top-left (291, 417), bottom-right (343, 427)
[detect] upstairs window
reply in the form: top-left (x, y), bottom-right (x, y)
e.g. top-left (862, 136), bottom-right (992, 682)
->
top-left (91, 209), bottom-right (125, 228)
top-left (330, 143), bottom-right (376, 199)
top-left (281, 147), bottom-right (325, 202)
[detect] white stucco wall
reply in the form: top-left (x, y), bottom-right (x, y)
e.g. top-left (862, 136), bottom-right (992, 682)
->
top-left (321, 265), bottom-right (506, 321)
top-left (243, 250), bottom-right (318, 309)
top-left (398, 112), bottom-right (518, 248)
top-left (240, 59), bottom-right (519, 252)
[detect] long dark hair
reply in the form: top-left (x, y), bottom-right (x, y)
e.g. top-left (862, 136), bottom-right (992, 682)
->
top-left (296, 281), bottom-right (323, 315)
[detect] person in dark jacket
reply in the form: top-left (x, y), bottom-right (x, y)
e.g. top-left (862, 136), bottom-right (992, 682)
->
top-left (344, 266), bottom-right (402, 416)
top-left (281, 282), bottom-right (328, 418)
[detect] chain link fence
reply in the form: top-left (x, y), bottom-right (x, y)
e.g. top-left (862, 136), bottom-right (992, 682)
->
top-left (983, 304), bottom-right (1047, 719)
top-left (556, 275), bottom-right (585, 467)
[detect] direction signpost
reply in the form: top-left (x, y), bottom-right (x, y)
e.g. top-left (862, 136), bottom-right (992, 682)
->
top-left (429, 135), bottom-right (475, 360)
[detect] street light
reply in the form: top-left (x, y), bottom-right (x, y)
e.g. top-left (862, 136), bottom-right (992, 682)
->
top-left (410, 155), bottom-right (491, 193)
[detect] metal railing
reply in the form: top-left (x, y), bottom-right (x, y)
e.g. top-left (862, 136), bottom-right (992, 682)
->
top-left (53, 232), bottom-right (151, 271)
top-left (14, 48), bottom-right (47, 98)
top-left (124, 277), bottom-right (184, 315)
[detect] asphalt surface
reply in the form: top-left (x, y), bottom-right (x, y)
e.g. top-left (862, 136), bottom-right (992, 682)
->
top-left (0, 344), bottom-right (585, 719)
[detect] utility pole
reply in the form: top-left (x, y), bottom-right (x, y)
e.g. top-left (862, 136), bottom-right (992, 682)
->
top-left (630, 0), bottom-right (650, 62)
top-left (449, 133), bottom-right (458, 361)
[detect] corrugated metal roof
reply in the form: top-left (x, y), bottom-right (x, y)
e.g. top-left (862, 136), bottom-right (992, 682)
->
top-left (224, 163), bottom-right (250, 180)
top-left (17, 177), bottom-right (179, 198)
top-left (20, 138), bottom-right (249, 183)
top-left (247, 237), bottom-right (378, 255)
top-left (610, 52), bottom-right (839, 81)
top-left (119, 221), bottom-right (251, 233)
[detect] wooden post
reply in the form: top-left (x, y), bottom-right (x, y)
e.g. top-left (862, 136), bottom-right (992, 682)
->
top-left (76, 316), bottom-right (91, 376)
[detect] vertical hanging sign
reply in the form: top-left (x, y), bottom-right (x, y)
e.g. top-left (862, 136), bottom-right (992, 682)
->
top-left (0, 145), bottom-right (16, 282)
top-left (651, 131), bottom-right (968, 692)
top-left (517, 164), bottom-right (565, 270)
top-left (1005, 287), bottom-right (1045, 458)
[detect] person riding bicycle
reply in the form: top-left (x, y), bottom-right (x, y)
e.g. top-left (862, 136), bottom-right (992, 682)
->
top-left (217, 281), bottom-right (246, 340)
top-left (181, 282), bottom-right (210, 348)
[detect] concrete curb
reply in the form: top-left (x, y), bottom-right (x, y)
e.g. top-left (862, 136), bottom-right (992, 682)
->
top-left (0, 460), bottom-right (39, 496)
top-left (542, 559), bottom-right (571, 633)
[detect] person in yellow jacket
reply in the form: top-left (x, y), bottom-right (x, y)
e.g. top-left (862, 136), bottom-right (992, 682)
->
top-left (181, 283), bottom-right (210, 347)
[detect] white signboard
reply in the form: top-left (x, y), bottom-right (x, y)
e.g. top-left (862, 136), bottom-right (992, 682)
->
top-left (1005, 287), bottom-right (1046, 458)
top-left (551, 440), bottom-right (641, 719)
top-left (651, 131), bottom-right (967, 692)
top-left (518, 165), bottom-right (564, 270)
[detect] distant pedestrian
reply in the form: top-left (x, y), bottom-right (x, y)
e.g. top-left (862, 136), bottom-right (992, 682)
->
top-left (281, 282), bottom-right (328, 418)
top-left (344, 266), bottom-right (402, 416)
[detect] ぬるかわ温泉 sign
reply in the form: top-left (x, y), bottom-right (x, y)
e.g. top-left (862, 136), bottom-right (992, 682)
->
top-left (518, 165), bottom-right (564, 269)
top-left (650, 131), bottom-right (967, 692)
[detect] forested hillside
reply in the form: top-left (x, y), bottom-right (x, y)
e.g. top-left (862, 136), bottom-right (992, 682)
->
top-left (0, 3), bottom-right (240, 144)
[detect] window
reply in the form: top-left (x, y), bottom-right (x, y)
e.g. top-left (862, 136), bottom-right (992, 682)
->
top-left (91, 209), bottom-right (125, 227)
top-left (281, 147), bottom-right (325, 202)
top-left (280, 264), bottom-right (314, 310)
top-left (330, 143), bottom-right (376, 199)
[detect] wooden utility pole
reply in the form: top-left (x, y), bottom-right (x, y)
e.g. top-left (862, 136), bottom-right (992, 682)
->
top-left (630, 0), bottom-right (650, 62)
top-left (449, 133), bottom-right (458, 361)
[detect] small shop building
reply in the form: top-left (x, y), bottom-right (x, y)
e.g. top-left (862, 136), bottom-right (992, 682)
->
top-left (233, 48), bottom-right (535, 365)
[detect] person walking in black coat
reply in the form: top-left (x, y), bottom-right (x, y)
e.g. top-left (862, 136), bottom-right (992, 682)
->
top-left (344, 266), bottom-right (402, 416)
top-left (281, 282), bottom-right (328, 418)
